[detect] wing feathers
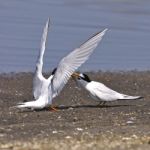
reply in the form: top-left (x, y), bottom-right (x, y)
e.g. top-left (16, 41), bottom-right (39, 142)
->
top-left (33, 18), bottom-right (50, 99)
top-left (51, 29), bottom-right (107, 96)
top-left (37, 18), bottom-right (50, 67)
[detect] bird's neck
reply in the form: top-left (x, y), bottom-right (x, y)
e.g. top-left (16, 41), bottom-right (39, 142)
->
top-left (78, 79), bottom-right (89, 88)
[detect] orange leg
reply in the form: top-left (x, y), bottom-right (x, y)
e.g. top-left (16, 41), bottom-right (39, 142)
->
top-left (49, 105), bottom-right (58, 111)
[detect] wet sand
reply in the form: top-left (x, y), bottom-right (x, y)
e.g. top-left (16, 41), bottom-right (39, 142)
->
top-left (0, 71), bottom-right (150, 150)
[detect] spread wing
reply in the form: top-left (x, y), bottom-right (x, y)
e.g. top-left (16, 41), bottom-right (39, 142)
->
top-left (51, 29), bottom-right (107, 97)
top-left (33, 18), bottom-right (50, 99)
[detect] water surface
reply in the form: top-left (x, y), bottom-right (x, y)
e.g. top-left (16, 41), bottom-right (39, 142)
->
top-left (0, 0), bottom-right (150, 73)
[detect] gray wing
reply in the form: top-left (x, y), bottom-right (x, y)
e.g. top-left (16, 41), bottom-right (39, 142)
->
top-left (33, 18), bottom-right (50, 99)
top-left (94, 82), bottom-right (142, 100)
top-left (51, 29), bottom-right (107, 97)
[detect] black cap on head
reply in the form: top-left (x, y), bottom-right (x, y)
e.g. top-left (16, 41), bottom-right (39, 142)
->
top-left (52, 68), bottom-right (57, 75)
top-left (81, 73), bottom-right (91, 82)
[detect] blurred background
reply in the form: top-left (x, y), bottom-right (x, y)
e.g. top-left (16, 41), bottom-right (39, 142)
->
top-left (0, 0), bottom-right (150, 73)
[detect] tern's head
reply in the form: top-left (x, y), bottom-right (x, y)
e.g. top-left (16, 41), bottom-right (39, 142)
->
top-left (52, 68), bottom-right (57, 75)
top-left (72, 72), bottom-right (91, 82)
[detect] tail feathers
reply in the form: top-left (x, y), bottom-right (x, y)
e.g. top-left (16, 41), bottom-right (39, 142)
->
top-left (17, 102), bottom-right (25, 105)
top-left (16, 101), bottom-right (36, 108)
top-left (119, 94), bottom-right (143, 100)
top-left (17, 104), bottom-right (27, 108)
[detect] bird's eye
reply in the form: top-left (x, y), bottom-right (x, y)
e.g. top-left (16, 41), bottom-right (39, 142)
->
top-left (78, 77), bottom-right (81, 80)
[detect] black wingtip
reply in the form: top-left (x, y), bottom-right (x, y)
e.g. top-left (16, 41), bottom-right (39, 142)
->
top-left (137, 96), bottom-right (144, 100)
top-left (79, 28), bottom-right (108, 48)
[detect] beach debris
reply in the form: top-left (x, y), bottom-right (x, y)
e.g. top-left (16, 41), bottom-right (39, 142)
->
top-left (76, 128), bottom-right (83, 131)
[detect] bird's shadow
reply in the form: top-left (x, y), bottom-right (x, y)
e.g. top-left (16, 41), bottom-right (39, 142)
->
top-left (17, 103), bottom-right (132, 113)
top-left (55, 104), bottom-right (131, 110)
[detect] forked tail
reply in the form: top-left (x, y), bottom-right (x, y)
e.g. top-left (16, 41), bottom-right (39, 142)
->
top-left (16, 101), bottom-right (36, 108)
top-left (119, 94), bottom-right (143, 100)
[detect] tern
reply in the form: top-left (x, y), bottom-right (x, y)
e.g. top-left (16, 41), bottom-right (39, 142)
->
top-left (72, 72), bottom-right (142, 105)
top-left (17, 18), bottom-right (108, 109)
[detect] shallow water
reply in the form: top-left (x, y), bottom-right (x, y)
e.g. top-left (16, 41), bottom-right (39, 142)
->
top-left (0, 0), bottom-right (150, 73)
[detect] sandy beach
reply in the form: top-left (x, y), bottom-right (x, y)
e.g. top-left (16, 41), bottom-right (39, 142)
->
top-left (0, 71), bottom-right (150, 150)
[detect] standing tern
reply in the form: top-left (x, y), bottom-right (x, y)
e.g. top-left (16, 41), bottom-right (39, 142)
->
top-left (17, 18), bottom-right (108, 109)
top-left (72, 73), bottom-right (142, 105)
